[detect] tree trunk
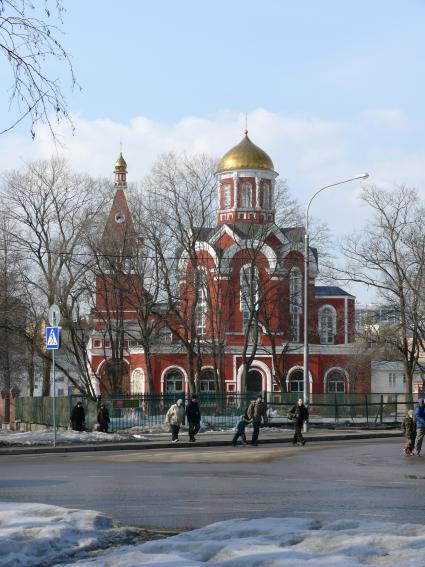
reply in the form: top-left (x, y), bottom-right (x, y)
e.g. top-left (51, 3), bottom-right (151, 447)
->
top-left (145, 350), bottom-right (155, 393)
top-left (42, 353), bottom-right (51, 396)
top-left (28, 342), bottom-right (35, 397)
top-left (186, 351), bottom-right (196, 394)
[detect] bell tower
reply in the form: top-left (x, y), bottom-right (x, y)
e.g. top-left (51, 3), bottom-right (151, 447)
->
top-left (114, 151), bottom-right (127, 187)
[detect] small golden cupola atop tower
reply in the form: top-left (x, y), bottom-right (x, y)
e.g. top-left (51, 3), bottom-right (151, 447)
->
top-left (217, 131), bottom-right (274, 173)
top-left (114, 151), bottom-right (127, 187)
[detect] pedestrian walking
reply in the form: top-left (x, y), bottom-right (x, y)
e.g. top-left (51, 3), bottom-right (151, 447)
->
top-left (414, 398), bottom-right (425, 456)
top-left (232, 415), bottom-right (249, 446)
top-left (401, 409), bottom-right (416, 456)
top-left (166, 399), bottom-right (185, 443)
top-left (70, 401), bottom-right (85, 432)
top-left (97, 403), bottom-right (110, 433)
top-left (288, 398), bottom-right (309, 446)
top-left (246, 395), bottom-right (268, 446)
top-left (186, 394), bottom-right (201, 442)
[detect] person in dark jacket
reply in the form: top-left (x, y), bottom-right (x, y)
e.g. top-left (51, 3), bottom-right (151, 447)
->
top-left (186, 394), bottom-right (201, 442)
top-left (414, 398), bottom-right (425, 456)
top-left (247, 395), bottom-right (268, 446)
top-left (289, 398), bottom-right (309, 446)
top-left (97, 403), bottom-right (110, 433)
top-left (232, 415), bottom-right (249, 446)
top-left (70, 402), bottom-right (85, 432)
top-left (402, 409), bottom-right (416, 456)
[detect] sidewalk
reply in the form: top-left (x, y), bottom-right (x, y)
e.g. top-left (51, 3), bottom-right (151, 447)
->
top-left (0, 427), bottom-right (403, 456)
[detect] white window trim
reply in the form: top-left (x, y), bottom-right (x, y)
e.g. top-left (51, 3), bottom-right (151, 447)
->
top-left (160, 365), bottom-right (188, 393)
top-left (241, 182), bottom-right (252, 208)
top-left (318, 304), bottom-right (337, 345)
top-left (323, 367), bottom-right (349, 394)
top-left (130, 368), bottom-right (145, 394)
top-left (240, 264), bottom-right (258, 331)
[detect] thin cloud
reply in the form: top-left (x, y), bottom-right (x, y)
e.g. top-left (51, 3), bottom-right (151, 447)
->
top-left (0, 108), bottom-right (422, 227)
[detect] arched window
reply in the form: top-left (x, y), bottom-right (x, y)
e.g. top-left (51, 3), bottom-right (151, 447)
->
top-left (240, 264), bottom-right (258, 331)
top-left (290, 268), bottom-right (302, 342)
top-left (200, 370), bottom-right (216, 392)
top-left (130, 369), bottom-right (144, 394)
top-left (241, 182), bottom-right (252, 208)
top-left (319, 305), bottom-right (336, 344)
top-left (289, 370), bottom-right (304, 393)
top-left (164, 370), bottom-right (184, 393)
top-left (223, 183), bottom-right (231, 209)
top-left (260, 182), bottom-right (270, 209)
top-left (326, 370), bottom-right (346, 393)
top-left (195, 268), bottom-right (208, 339)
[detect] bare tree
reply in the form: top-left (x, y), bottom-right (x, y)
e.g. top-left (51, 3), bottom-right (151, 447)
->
top-left (142, 152), bottom-right (217, 393)
top-left (129, 193), bottom-right (171, 393)
top-left (342, 185), bottom-right (425, 398)
top-left (0, 213), bottom-right (28, 418)
top-left (0, 0), bottom-right (77, 138)
top-left (1, 158), bottom-right (108, 396)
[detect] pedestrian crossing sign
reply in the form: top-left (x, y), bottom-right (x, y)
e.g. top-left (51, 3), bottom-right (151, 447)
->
top-left (46, 326), bottom-right (60, 350)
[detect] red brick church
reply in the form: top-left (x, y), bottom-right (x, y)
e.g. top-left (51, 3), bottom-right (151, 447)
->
top-left (88, 132), bottom-right (371, 398)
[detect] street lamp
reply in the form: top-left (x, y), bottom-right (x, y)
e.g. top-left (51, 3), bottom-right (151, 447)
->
top-left (303, 173), bottom-right (369, 431)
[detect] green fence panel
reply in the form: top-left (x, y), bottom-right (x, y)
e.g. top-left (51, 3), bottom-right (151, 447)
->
top-left (14, 392), bottom-right (419, 431)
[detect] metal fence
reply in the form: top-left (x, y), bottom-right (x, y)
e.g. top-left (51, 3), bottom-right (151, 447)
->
top-left (15, 392), bottom-right (418, 432)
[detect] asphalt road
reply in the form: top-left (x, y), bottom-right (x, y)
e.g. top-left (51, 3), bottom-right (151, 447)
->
top-left (0, 438), bottom-right (423, 530)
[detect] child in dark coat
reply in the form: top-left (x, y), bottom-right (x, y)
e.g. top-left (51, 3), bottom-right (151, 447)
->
top-left (402, 409), bottom-right (416, 456)
top-left (232, 415), bottom-right (249, 446)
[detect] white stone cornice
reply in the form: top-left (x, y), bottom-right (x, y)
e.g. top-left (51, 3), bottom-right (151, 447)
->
top-left (222, 241), bottom-right (278, 271)
top-left (218, 169), bottom-right (279, 180)
top-left (209, 223), bottom-right (237, 245)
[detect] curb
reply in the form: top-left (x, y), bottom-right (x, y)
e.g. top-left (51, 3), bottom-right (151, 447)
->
top-left (0, 431), bottom-right (402, 456)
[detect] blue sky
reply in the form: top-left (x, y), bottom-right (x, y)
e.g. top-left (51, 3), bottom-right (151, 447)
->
top-left (56, 0), bottom-right (425, 121)
top-left (1, 0), bottom-right (425, 301)
top-left (62, 0), bottom-right (425, 124)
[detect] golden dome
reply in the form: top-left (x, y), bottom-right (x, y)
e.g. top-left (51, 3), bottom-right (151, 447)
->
top-left (217, 132), bottom-right (274, 172)
top-left (114, 152), bottom-right (127, 171)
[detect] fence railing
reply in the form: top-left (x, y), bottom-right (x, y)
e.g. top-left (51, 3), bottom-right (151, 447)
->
top-left (14, 392), bottom-right (418, 432)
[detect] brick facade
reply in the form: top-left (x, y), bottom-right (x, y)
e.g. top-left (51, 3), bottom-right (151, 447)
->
top-left (88, 141), bottom-right (371, 396)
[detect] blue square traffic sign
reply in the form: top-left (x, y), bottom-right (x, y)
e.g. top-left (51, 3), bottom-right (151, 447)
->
top-left (46, 326), bottom-right (60, 349)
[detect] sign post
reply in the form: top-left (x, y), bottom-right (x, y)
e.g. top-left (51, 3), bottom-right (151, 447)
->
top-left (47, 305), bottom-right (61, 447)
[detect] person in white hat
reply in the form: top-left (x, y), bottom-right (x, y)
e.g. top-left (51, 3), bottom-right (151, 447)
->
top-left (165, 399), bottom-right (186, 443)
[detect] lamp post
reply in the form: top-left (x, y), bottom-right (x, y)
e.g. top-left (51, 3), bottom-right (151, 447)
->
top-left (303, 173), bottom-right (369, 431)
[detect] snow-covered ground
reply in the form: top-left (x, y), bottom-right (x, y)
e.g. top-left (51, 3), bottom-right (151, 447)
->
top-left (0, 420), bottom-right (249, 445)
top-left (0, 425), bottom-right (294, 445)
top-left (2, 503), bottom-right (425, 566)
top-left (0, 428), bottom-right (147, 446)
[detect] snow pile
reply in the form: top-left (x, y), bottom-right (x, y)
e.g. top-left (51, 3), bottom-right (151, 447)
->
top-left (68, 515), bottom-right (425, 566)
top-left (0, 428), bottom-right (147, 446)
top-left (2, 503), bottom-right (425, 566)
top-left (0, 502), bottom-right (140, 567)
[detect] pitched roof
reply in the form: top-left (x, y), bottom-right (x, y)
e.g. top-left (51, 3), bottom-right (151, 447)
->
top-left (102, 188), bottom-right (136, 241)
top-left (315, 286), bottom-right (354, 297)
